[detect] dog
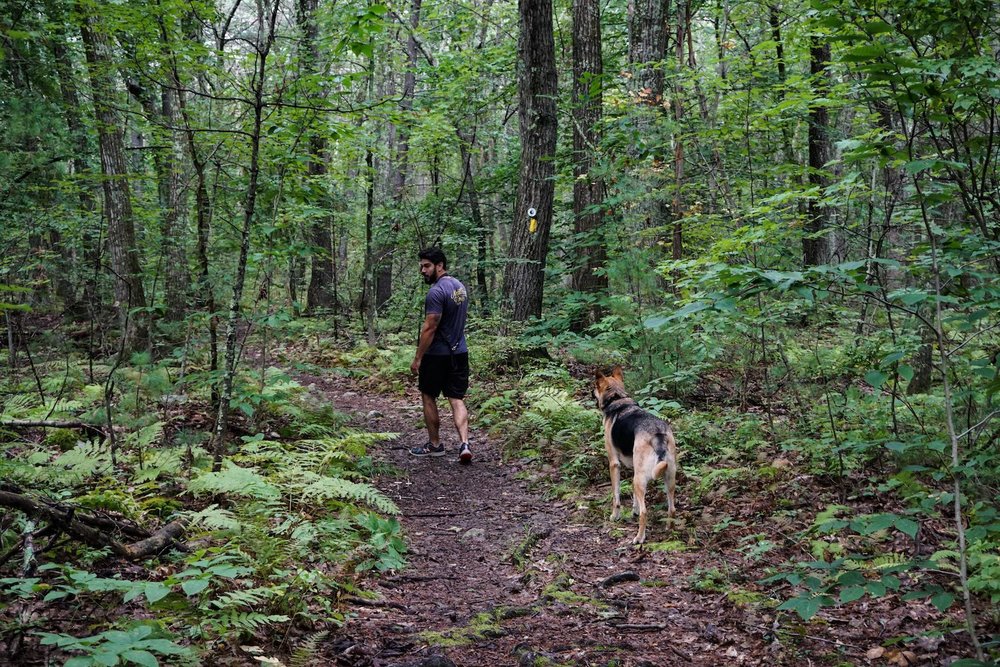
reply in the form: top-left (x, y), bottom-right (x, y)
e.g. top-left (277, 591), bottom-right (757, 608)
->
top-left (594, 366), bottom-right (677, 544)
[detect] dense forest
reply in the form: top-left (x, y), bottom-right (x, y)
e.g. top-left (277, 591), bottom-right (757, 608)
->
top-left (1, 0), bottom-right (998, 664)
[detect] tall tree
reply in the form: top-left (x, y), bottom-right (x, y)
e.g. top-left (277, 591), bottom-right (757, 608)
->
top-left (76, 0), bottom-right (147, 349)
top-left (803, 36), bottom-right (832, 266)
top-left (570, 0), bottom-right (607, 326)
top-left (299, 0), bottom-right (335, 313)
top-left (211, 0), bottom-right (280, 460)
top-left (503, 0), bottom-right (557, 321)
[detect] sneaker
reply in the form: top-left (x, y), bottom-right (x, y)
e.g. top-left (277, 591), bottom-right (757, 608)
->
top-left (458, 442), bottom-right (472, 464)
top-left (410, 442), bottom-right (446, 457)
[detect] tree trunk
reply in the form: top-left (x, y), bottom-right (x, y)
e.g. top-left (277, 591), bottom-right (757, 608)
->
top-left (570, 0), bottom-right (607, 328)
top-left (627, 0), bottom-right (671, 235)
top-left (47, 5), bottom-right (95, 319)
top-left (211, 1), bottom-right (279, 462)
top-left (458, 129), bottom-right (491, 315)
top-left (125, 77), bottom-right (189, 322)
top-left (628, 0), bottom-right (668, 103)
top-left (164, 12), bottom-right (219, 403)
top-left (503, 0), bottom-right (558, 321)
top-left (671, 0), bottom-right (689, 260)
top-left (77, 0), bottom-right (148, 350)
top-left (803, 37), bottom-right (832, 267)
top-left (299, 0), bottom-right (334, 314)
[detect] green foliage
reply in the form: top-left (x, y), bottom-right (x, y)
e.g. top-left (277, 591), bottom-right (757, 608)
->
top-left (38, 623), bottom-right (193, 667)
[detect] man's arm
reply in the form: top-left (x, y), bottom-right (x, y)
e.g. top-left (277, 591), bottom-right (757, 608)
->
top-left (411, 312), bottom-right (441, 374)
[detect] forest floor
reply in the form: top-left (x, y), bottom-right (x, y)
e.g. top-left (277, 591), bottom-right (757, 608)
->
top-left (300, 371), bottom-right (982, 667)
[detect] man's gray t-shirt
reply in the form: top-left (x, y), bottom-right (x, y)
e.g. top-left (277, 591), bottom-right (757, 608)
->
top-left (425, 275), bottom-right (468, 355)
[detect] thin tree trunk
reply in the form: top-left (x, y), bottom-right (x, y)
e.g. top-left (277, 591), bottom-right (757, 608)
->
top-left (163, 13), bottom-right (219, 404)
top-left (458, 129), bottom-right (490, 314)
top-left (803, 37), bottom-right (832, 266)
top-left (211, 0), bottom-right (279, 463)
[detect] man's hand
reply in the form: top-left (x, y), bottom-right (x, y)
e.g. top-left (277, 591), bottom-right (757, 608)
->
top-left (410, 358), bottom-right (420, 375)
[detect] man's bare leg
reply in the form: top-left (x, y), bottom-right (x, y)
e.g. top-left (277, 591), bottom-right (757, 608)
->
top-left (448, 397), bottom-right (469, 443)
top-left (422, 393), bottom-right (441, 444)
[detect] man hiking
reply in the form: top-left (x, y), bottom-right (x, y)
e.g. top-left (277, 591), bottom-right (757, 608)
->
top-left (409, 247), bottom-right (472, 464)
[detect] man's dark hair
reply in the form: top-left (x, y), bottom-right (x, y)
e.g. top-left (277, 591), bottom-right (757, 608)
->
top-left (418, 246), bottom-right (447, 268)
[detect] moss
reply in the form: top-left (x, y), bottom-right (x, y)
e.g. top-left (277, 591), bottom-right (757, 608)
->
top-left (45, 428), bottom-right (81, 452)
top-left (417, 606), bottom-right (531, 647)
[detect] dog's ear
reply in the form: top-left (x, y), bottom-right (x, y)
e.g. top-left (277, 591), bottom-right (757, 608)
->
top-left (611, 365), bottom-right (624, 382)
top-left (594, 368), bottom-right (605, 380)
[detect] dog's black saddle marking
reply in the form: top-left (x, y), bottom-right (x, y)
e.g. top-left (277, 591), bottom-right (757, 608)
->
top-left (602, 392), bottom-right (670, 459)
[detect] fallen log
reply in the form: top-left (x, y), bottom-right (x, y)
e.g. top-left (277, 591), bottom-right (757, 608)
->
top-left (0, 490), bottom-right (186, 561)
top-left (0, 419), bottom-right (107, 436)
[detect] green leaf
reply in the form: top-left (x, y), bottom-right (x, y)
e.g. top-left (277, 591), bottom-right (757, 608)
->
top-left (931, 591), bottom-right (955, 612)
top-left (779, 595), bottom-right (824, 620)
top-left (144, 582), bottom-right (171, 604)
top-left (840, 586), bottom-right (866, 603)
top-left (866, 581), bottom-right (887, 597)
top-left (121, 650), bottom-right (159, 667)
top-left (865, 370), bottom-right (888, 388)
top-left (181, 579), bottom-right (209, 596)
top-left (897, 364), bottom-right (914, 382)
top-left (93, 651), bottom-right (119, 667)
top-left (895, 517), bottom-right (919, 539)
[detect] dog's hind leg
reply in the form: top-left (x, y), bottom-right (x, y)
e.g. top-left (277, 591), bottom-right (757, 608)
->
top-left (632, 471), bottom-right (648, 544)
top-left (664, 432), bottom-right (678, 519)
top-left (605, 428), bottom-right (622, 521)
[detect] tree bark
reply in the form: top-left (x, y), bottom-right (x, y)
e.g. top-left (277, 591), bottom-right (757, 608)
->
top-left (503, 0), bottom-right (558, 321)
top-left (570, 0), bottom-right (608, 328)
top-left (803, 37), bottom-right (832, 267)
top-left (77, 0), bottom-right (148, 350)
top-left (302, 0), bottom-right (335, 315)
top-left (0, 490), bottom-right (186, 560)
top-left (125, 77), bottom-right (189, 322)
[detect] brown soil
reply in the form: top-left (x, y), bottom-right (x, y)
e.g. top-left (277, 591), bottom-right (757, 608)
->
top-left (303, 375), bottom-right (983, 667)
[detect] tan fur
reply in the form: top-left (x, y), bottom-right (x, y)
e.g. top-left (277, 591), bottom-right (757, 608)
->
top-left (595, 366), bottom-right (678, 544)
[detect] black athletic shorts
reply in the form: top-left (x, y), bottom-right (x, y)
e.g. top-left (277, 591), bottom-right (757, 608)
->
top-left (418, 353), bottom-right (469, 399)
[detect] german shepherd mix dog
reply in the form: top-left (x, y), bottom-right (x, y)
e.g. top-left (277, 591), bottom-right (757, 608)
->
top-left (594, 366), bottom-right (678, 544)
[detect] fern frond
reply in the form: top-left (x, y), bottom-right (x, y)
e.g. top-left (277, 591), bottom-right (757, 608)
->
top-left (290, 630), bottom-right (329, 667)
top-left (187, 462), bottom-right (281, 500)
top-left (187, 505), bottom-right (243, 532)
top-left (53, 441), bottom-right (112, 478)
top-left (207, 586), bottom-right (277, 611)
top-left (205, 612), bottom-right (290, 633)
top-left (131, 446), bottom-right (186, 484)
top-left (126, 422), bottom-right (164, 451)
top-left (300, 476), bottom-right (399, 515)
top-left (0, 393), bottom-right (39, 419)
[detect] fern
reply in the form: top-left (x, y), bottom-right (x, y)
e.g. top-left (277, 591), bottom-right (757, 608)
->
top-left (125, 422), bottom-right (164, 452)
top-left (53, 440), bottom-right (113, 478)
top-left (207, 586), bottom-right (278, 611)
top-left (290, 630), bottom-right (329, 667)
top-left (187, 462), bottom-right (281, 500)
top-left (0, 393), bottom-right (40, 419)
top-left (300, 476), bottom-right (399, 515)
top-left (203, 612), bottom-right (290, 634)
top-left (187, 505), bottom-right (243, 532)
top-left (132, 446), bottom-right (186, 484)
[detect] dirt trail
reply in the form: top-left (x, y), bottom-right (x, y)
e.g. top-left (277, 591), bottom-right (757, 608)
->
top-left (304, 376), bottom-right (781, 667)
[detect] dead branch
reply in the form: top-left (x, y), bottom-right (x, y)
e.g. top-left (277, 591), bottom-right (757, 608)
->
top-left (0, 490), bottom-right (186, 561)
top-left (0, 419), bottom-right (107, 436)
